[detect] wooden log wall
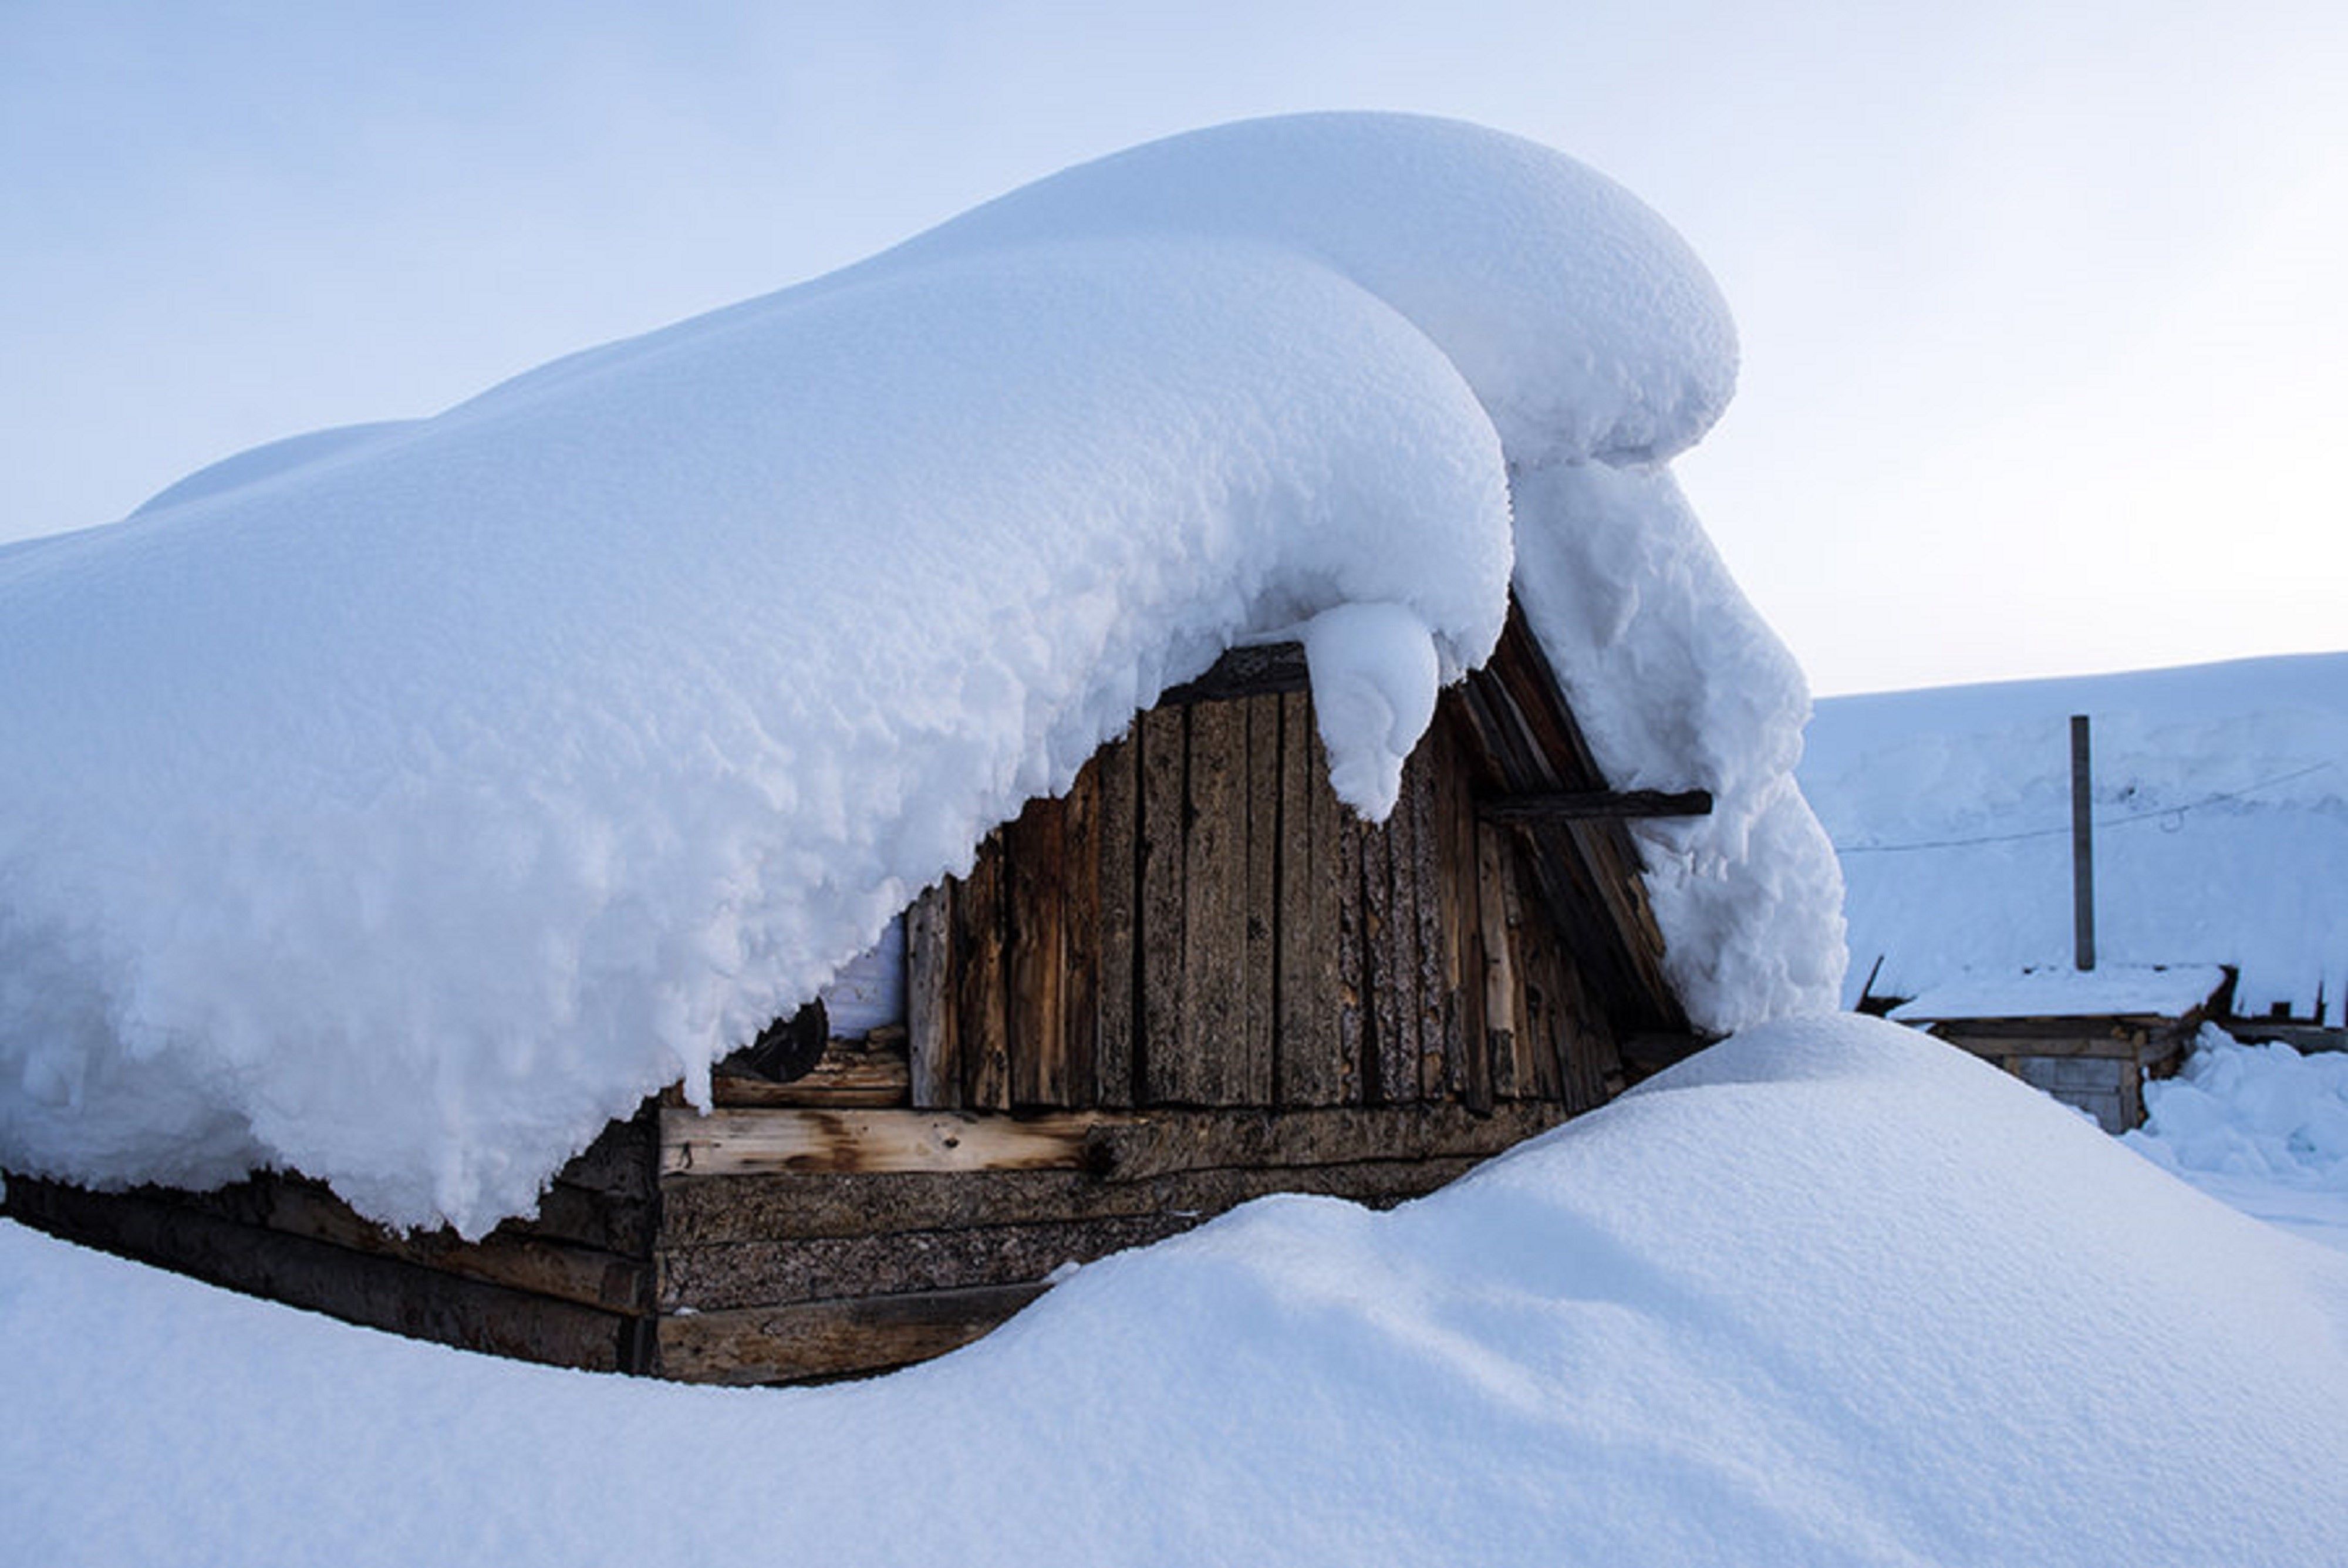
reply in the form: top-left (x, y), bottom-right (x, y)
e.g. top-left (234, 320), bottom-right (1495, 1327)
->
top-left (2, 1113), bottom-right (660, 1374)
top-left (906, 677), bottom-right (1643, 1122)
top-left (650, 1100), bottom-right (1570, 1383)
top-left (645, 643), bottom-right (1681, 1385)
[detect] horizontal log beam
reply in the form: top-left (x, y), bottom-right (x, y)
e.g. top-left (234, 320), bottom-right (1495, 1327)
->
top-left (1918, 1014), bottom-right (2172, 1040)
top-left (658, 1212), bottom-right (1186, 1312)
top-left (1925, 1022), bottom-right (2183, 1058)
top-left (655, 1282), bottom-right (1048, 1384)
top-left (658, 1155), bottom-right (1486, 1247)
top-left (6, 1177), bottom-right (637, 1372)
top-left (1156, 642), bottom-right (1311, 705)
top-left (1081, 1101), bottom-right (1565, 1182)
top-left (2215, 1021), bottom-right (2345, 1054)
top-left (248, 1176), bottom-right (650, 1313)
top-left (1477, 788), bottom-right (1713, 824)
top-left (659, 1101), bottom-right (1567, 1183)
top-left (711, 1036), bottom-right (913, 1108)
top-left (660, 1108), bottom-right (1134, 1178)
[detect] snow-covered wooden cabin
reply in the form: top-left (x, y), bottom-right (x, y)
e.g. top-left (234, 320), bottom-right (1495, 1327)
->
top-left (0, 116), bottom-right (1845, 1381)
top-left (9, 607), bottom-right (1712, 1379)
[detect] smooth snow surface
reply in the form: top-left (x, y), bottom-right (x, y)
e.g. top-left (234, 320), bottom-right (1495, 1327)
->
top-left (0, 113), bottom-right (1838, 1234)
top-left (1891, 963), bottom-right (2229, 1022)
top-left (6, 1015), bottom-right (2346, 1567)
top-left (1806, 653), bottom-right (2348, 1018)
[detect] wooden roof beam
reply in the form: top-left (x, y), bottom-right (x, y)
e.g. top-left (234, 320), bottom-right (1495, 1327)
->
top-left (1477, 788), bottom-right (1713, 824)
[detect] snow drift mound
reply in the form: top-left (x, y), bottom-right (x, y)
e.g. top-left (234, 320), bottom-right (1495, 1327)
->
top-left (2130, 1023), bottom-right (2348, 1192)
top-left (0, 113), bottom-right (1839, 1234)
top-left (5, 1014), bottom-right (2344, 1567)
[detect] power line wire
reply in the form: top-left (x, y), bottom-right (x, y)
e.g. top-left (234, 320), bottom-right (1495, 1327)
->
top-left (1833, 760), bottom-right (2336, 855)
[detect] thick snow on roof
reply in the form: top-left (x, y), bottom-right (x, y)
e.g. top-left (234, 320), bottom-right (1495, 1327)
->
top-left (1804, 652), bottom-right (2347, 1019)
top-left (1890, 963), bottom-right (2230, 1023)
top-left (7, 1017), bottom-right (2346, 1566)
top-left (0, 113), bottom-right (1838, 1235)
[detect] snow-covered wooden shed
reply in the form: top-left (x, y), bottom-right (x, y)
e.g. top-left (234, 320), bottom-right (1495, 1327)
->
top-left (1884, 965), bottom-right (2231, 1133)
top-left (9, 606), bottom-right (1719, 1380)
top-left (0, 114), bottom-right (1846, 1381)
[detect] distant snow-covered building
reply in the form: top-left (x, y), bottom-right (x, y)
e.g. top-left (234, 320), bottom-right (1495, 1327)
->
top-left (1804, 655), bottom-right (2348, 1124)
top-left (1, 113), bottom-right (1844, 1379)
top-left (1805, 655), bottom-right (2348, 1026)
top-left (1888, 964), bottom-right (2232, 1132)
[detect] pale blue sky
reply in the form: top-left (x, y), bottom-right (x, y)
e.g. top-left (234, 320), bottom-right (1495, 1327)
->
top-left (5, 1), bottom-right (2341, 693)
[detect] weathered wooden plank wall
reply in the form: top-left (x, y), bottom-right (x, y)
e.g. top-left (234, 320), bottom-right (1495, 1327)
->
top-left (650, 1100), bottom-right (1570, 1382)
top-left (908, 677), bottom-right (1638, 1122)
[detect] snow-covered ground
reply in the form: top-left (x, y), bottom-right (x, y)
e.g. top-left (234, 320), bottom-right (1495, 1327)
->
top-left (1802, 652), bottom-right (2348, 1019)
top-left (2128, 1024), bottom-right (2348, 1256)
top-left (5, 1014), bottom-right (2344, 1567)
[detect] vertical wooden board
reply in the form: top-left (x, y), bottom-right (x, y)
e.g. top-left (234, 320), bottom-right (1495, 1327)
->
top-left (1242, 694), bottom-right (1280, 1105)
top-left (1474, 822), bottom-right (1516, 1100)
top-left (1407, 745), bottom-right (1448, 1101)
top-left (1095, 733), bottom-right (1138, 1108)
top-left (1543, 938), bottom-right (1594, 1111)
top-left (1138, 705), bottom-right (1189, 1104)
top-left (2119, 1054), bottom-right (2146, 1131)
top-left (906, 881), bottom-right (960, 1110)
top-left (1004, 795), bottom-right (1068, 1108)
top-left (1497, 829), bottom-right (1541, 1097)
top-left (1277, 692), bottom-right (1342, 1106)
top-left (1060, 759), bottom-right (1101, 1108)
top-left (1363, 807), bottom-right (1413, 1105)
top-left (1435, 720), bottom-right (1490, 1113)
top-left (1557, 956), bottom-right (1616, 1112)
top-left (956, 841), bottom-right (1011, 1111)
top-left (1386, 768), bottom-right (1428, 1105)
top-left (1335, 777), bottom-right (1367, 1105)
top-left (1517, 862), bottom-right (1569, 1103)
top-left (1176, 698), bottom-right (1248, 1104)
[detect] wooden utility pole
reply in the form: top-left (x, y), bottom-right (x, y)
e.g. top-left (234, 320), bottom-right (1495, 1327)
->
top-left (2070, 714), bottom-right (2096, 972)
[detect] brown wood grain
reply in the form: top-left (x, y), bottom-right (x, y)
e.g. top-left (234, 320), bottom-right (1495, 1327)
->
top-left (657, 1213), bottom-right (1187, 1311)
top-left (1175, 697), bottom-right (1248, 1104)
top-left (1138, 705), bottom-right (1188, 1104)
top-left (659, 1107), bottom-right (1135, 1178)
top-left (956, 842), bottom-right (1011, 1111)
top-left (656, 1155), bottom-right (1490, 1247)
top-left (6, 1177), bottom-right (636, 1373)
top-left (1095, 731), bottom-right (1139, 1108)
top-left (713, 1034), bottom-right (912, 1109)
top-left (1277, 693), bottom-right (1345, 1104)
top-left (655, 1283), bottom-right (1048, 1384)
top-left (1408, 746), bottom-right (1449, 1100)
top-left (1004, 795), bottom-right (1069, 1108)
top-left (906, 881), bottom-right (959, 1109)
top-left (1061, 757), bottom-right (1102, 1108)
top-left (1242, 693), bottom-right (1281, 1105)
top-left (1337, 794), bottom-right (1368, 1105)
